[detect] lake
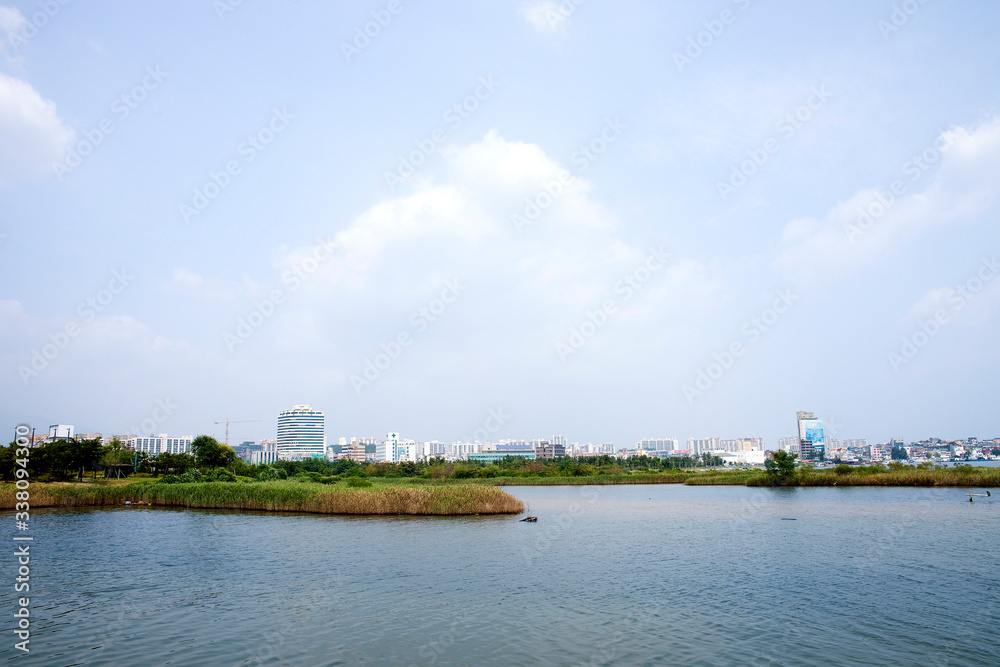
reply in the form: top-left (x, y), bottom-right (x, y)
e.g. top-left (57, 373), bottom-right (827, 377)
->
top-left (4, 485), bottom-right (998, 665)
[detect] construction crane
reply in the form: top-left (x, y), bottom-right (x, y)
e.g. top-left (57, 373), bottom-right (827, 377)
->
top-left (214, 418), bottom-right (262, 446)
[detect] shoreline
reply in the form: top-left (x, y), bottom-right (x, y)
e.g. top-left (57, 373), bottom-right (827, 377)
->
top-left (376, 465), bottom-right (1000, 488)
top-left (3, 464), bottom-right (996, 515)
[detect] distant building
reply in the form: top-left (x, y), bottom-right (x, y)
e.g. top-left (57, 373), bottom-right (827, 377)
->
top-left (687, 437), bottom-right (721, 455)
top-left (124, 434), bottom-right (193, 456)
top-left (338, 439), bottom-right (368, 463)
top-left (718, 438), bottom-right (763, 452)
top-left (535, 441), bottom-right (566, 460)
top-left (796, 412), bottom-right (824, 460)
top-left (377, 432), bottom-right (400, 463)
top-left (448, 442), bottom-right (481, 461)
top-left (276, 405), bottom-right (325, 460)
top-left (421, 441), bottom-right (446, 460)
top-left (777, 437), bottom-right (800, 454)
top-left (571, 442), bottom-right (613, 456)
top-left (722, 450), bottom-right (766, 466)
top-left (48, 424), bottom-right (74, 441)
top-left (240, 439), bottom-right (277, 464)
top-left (468, 450), bottom-right (536, 464)
top-left (250, 441), bottom-right (278, 465)
top-left (636, 438), bottom-right (679, 452)
top-left (397, 440), bottom-right (417, 463)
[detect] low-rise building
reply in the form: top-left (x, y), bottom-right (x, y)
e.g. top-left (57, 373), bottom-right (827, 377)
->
top-left (468, 450), bottom-right (536, 464)
top-left (535, 441), bottom-right (566, 460)
top-left (124, 434), bottom-right (194, 456)
top-left (722, 450), bottom-right (767, 466)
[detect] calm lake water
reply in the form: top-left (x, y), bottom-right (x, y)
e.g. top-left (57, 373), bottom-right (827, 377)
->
top-left (4, 485), bottom-right (999, 666)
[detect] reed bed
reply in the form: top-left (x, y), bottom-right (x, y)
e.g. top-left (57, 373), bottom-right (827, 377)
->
top-left (683, 470), bottom-right (764, 485)
top-left (504, 473), bottom-right (690, 485)
top-left (0, 481), bottom-right (524, 515)
top-left (375, 473), bottom-right (690, 486)
top-left (790, 466), bottom-right (1000, 488)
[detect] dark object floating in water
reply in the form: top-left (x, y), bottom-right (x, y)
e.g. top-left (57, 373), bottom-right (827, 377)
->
top-left (781, 518), bottom-right (796, 520)
top-left (968, 490), bottom-right (991, 502)
top-left (520, 516), bottom-right (538, 522)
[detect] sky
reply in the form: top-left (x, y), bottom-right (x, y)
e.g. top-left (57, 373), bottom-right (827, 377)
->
top-left (2, 0), bottom-right (999, 449)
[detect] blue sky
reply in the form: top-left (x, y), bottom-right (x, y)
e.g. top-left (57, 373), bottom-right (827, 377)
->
top-left (2, 0), bottom-right (999, 448)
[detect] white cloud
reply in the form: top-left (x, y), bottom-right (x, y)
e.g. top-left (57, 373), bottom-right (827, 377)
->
top-left (774, 116), bottom-right (1000, 281)
top-left (0, 72), bottom-right (75, 185)
top-left (519, 1), bottom-right (571, 33)
top-left (264, 130), bottom-right (727, 377)
top-left (905, 260), bottom-right (1000, 328)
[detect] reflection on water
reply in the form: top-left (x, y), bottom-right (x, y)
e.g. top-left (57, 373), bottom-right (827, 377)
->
top-left (3, 485), bottom-right (998, 665)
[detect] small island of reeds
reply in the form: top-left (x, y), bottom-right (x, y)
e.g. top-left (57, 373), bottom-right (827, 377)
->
top-left (0, 480), bottom-right (524, 516)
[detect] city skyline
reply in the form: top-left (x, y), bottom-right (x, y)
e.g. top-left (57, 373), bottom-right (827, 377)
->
top-left (2, 1), bottom-right (999, 453)
top-left (12, 407), bottom-right (997, 454)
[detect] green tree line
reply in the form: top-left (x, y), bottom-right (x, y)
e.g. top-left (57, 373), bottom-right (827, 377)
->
top-left (1, 436), bottom-right (724, 483)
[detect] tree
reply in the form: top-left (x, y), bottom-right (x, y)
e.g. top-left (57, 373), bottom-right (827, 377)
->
top-left (151, 452), bottom-right (196, 475)
top-left (890, 445), bottom-right (908, 460)
top-left (69, 438), bottom-right (103, 480)
top-left (101, 438), bottom-right (132, 466)
top-left (765, 450), bottom-right (797, 485)
top-left (190, 435), bottom-right (236, 469)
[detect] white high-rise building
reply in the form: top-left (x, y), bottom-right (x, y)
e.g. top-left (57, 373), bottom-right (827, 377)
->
top-left (636, 438), bottom-right (679, 452)
top-left (276, 405), bottom-right (325, 460)
top-left (396, 440), bottom-right (417, 463)
top-left (251, 441), bottom-right (278, 465)
top-left (377, 432), bottom-right (400, 463)
top-left (777, 437), bottom-right (800, 453)
top-left (421, 441), bottom-right (446, 460)
top-left (687, 437), bottom-right (721, 454)
top-left (717, 438), bottom-right (763, 452)
top-left (796, 411), bottom-right (824, 460)
top-left (448, 442), bottom-right (481, 461)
